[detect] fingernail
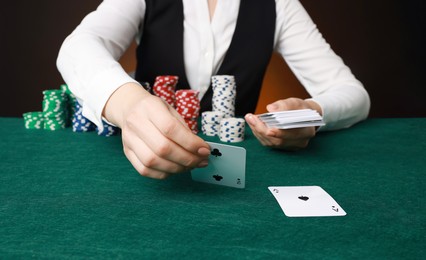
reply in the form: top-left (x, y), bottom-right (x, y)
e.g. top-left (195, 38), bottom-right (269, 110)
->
top-left (267, 103), bottom-right (278, 111)
top-left (245, 114), bottom-right (256, 126)
top-left (198, 160), bottom-right (209, 168)
top-left (198, 147), bottom-right (210, 156)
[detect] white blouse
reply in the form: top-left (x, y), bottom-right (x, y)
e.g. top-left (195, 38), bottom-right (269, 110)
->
top-left (57, 0), bottom-right (370, 131)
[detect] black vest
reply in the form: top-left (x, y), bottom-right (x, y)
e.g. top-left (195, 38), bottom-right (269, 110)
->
top-left (135, 0), bottom-right (276, 116)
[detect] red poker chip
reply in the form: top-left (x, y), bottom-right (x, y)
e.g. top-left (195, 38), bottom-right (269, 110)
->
top-left (175, 89), bottom-right (199, 99)
top-left (152, 75), bottom-right (179, 108)
top-left (175, 93), bottom-right (200, 118)
top-left (184, 118), bottom-right (198, 134)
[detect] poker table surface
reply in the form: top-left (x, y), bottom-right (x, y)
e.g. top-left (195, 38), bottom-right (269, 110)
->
top-left (1, 117), bottom-right (425, 259)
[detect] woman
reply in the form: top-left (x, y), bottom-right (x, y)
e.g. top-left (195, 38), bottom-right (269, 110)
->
top-left (57, 0), bottom-right (370, 179)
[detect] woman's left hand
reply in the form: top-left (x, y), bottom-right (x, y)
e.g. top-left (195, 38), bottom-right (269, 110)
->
top-left (245, 98), bottom-right (322, 151)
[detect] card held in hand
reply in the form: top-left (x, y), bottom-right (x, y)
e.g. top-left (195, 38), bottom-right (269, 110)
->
top-left (191, 142), bottom-right (246, 189)
top-left (268, 186), bottom-right (346, 217)
top-left (258, 109), bottom-right (325, 129)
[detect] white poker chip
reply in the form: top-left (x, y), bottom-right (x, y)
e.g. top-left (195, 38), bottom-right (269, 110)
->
top-left (201, 123), bottom-right (220, 136)
top-left (211, 75), bottom-right (236, 118)
top-left (201, 111), bottom-right (225, 124)
top-left (218, 117), bottom-right (245, 143)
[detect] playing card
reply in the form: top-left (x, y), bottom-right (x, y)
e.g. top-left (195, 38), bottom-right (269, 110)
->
top-left (191, 142), bottom-right (246, 189)
top-left (268, 186), bottom-right (346, 217)
top-left (258, 109), bottom-right (325, 129)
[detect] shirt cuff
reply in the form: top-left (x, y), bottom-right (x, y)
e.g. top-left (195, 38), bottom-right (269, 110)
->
top-left (81, 65), bottom-right (139, 131)
top-left (308, 91), bottom-right (369, 132)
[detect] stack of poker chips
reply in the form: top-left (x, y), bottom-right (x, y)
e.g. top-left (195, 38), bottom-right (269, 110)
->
top-left (97, 120), bottom-right (120, 137)
top-left (211, 75), bottom-right (236, 118)
top-left (200, 75), bottom-right (245, 143)
top-left (23, 84), bottom-right (119, 137)
top-left (42, 89), bottom-right (68, 130)
top-left (153, 75), bottom-right (178, 108)
top-left (71, 101), bottom-right (96, 133)
top-left (201, 111), bottom-right (224, 136)
top-left (71, 101), bottom-right (120, 137)
top-left (23, 112), bottom-right (44, 129)
top-left (60, 83), bottom-right (77, 126)
top-left (60, 83), bottom-right (119, 136)
top-left (175, 89), bottom-right (201, 134)
top-left (201, 112), bottom-right (246, 143)
top-left (219, 118), bottom-right (245, 143)
top-left (151, 76), bottom-right (202, 134)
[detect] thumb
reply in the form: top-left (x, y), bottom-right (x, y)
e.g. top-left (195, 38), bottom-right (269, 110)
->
top-left (266, 100), bottom-right (287, 112)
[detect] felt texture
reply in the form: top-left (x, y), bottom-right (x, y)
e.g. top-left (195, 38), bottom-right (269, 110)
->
top-left (0, 117), bottom-right (425, 259)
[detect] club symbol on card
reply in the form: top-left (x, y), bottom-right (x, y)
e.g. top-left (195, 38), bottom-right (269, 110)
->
top-left (298, 195), bottom-right (309, 201)
top-left (237, 178), bottom-right (241, 185)
top-left (211, 148), bottom-right (222, 157)
top-left (332, 206), bottom-right (339, 212)
top-left (213, 174), bottom-right (223, 181)
top-left (273, 189), bottom-right (279, 193)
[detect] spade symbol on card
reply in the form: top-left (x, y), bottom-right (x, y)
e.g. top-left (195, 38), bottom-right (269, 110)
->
top-left (268, 186), bottom-right (347, 217)
top-left (211, 148), bottom-right (222, 157)
top-left (213, 174), bottom-right (223, 181)
top-left (298, 195), bottom-right (309, 201)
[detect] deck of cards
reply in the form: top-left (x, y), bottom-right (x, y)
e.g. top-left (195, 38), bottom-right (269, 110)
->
top-left (258, 109), bottom-right (324, 129)
top-left (268, 186), bottom-right (346, 217)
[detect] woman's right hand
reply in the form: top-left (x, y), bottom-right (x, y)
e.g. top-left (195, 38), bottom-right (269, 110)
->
top-left (103, 83), bottom-right (210, 179)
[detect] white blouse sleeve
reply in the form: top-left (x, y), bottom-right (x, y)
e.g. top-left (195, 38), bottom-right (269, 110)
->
top-left (274, 0), bottom-right (370, 131)
top-left (56, 0), bottom-right (146, 128)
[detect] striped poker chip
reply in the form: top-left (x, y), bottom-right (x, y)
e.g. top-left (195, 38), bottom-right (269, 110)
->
top-left (44, 119), bottom-right (67, 131)
top-left (153, 75), bottom-right (178, 108)
top-left (201, 111), bottom-right (225, 136)
top-left (211, 75), bottom-right (236, 118)
top-left (201, 123), bottom-right (220, 136)
top-left (23, 112), bottom-right (44, 129)
top-left (219, 118), bottom-right (245, 143)
top-left (71, 101), bottom-right (96, 132)
top-left (42, 89), bottom-right (68, 130)
top-left (60, 84), bottom-right (77, 126)
top-left (23, 84), bottom-right (121, 138)
top-left (42, 98), bottom-right (65, 113)
top-left (175, 89), bottom-right (200, 119)
top-left (184, 118), bottom-right (198, 134)
top-left (175, 89), bottom-right (201, 133)
top-left (201, 111), bottom-right (225, 124)
top-left (60, 84), bottom-right (72, 95)
top-left (97, 120), bottom-right (120, 137)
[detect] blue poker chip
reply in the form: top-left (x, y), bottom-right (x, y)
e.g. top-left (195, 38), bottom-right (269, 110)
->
top-left (71, 102), bottom-right (96, 132)
top-left (96, 121), bottom-right (120, 137)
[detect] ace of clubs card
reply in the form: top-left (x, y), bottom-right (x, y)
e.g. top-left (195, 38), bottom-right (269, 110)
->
top-left (191, 142), bottom-right (246, 189)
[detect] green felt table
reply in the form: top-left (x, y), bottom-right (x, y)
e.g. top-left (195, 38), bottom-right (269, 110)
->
top-left (1, 117), bottom-right (425, 259)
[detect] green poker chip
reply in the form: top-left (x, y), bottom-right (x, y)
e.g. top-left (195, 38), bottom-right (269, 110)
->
top-left (23, 112), bottom-right (44, 129)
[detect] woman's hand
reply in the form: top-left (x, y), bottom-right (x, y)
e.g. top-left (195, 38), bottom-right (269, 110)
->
top-left (103, 83), bottom-right (210, 179)
top-left (245, 98), bottom-right (322, 151)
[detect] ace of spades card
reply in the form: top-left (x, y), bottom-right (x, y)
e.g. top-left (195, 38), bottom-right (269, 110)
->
top-left (268, 186), bottom-right (347, 217)
top-left (191, 142), bottom-right (246, 188)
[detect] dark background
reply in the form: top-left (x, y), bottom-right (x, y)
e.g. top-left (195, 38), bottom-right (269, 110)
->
top-left (2, 0), bottom-right (425, 118)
